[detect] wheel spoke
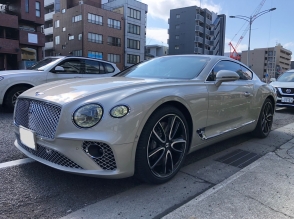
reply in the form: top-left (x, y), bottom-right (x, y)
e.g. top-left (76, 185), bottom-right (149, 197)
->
top-left (164, 150), bottom-right (173, 174)
top-left (169, 117), bottom-right (180, 140)
top-left (171, 139), bottom-right (186, 153)
top-left (150, 148), bottom-right (166, 169)
top-left (152, 122), bottom-right (166, 144)
top-left (148, 147), bottom-right (165, 158)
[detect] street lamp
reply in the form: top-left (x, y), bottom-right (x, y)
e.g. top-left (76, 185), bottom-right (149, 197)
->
top-left (230, 8), bottom-right (276, 67)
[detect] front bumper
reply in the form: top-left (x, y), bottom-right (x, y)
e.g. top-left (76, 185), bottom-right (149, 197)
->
top-left (14, 132), bottom-right (136, 179)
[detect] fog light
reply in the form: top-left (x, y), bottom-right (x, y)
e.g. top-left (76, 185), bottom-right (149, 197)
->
top-left (86, 144), bottom-right (104, 158)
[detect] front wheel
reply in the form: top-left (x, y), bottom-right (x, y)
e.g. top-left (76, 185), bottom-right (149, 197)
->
top-left (252, 98), bottom-right (274, 138)
top-left (135, 106), bottom-right (189, 184)
top-left (4, 86), bottom-right (29, 110)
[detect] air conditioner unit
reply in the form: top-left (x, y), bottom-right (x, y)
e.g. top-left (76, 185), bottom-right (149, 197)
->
top-left (79, 0), bottom-right (84, 5)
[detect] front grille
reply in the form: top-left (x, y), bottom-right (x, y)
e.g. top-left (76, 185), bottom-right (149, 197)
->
top-left (281, 88), bottom-right (294, 94)
top-left (14, 98), bottom-right (61, 139)
top-left (16, 135), bottom-right (83, 169)
top-left (82, 141), bottom-right (117, 170)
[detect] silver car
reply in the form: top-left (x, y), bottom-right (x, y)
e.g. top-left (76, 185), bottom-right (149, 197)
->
top-left (13, 55), bottom-right (276, 184)
top-left (270, 70), bottom-right (294, 107)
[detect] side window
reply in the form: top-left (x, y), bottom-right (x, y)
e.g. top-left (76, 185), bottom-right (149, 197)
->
top-left (207, 61), bottom-right (241, 81)
top-left (99, 62), bottom-right (105, 74)
top-left (57, 59), bottom-right (81, 74)
top-left (84, 60), bottom-right (100, 74)
top-left (104, 63), bottom-right (115, 73)
top-left (240, 65), bottom-right (253, 80)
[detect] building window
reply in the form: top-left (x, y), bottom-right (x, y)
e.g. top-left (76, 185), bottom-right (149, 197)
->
top-left (175, 46), bottom-right (179, 49)
top-left (128, 23), bottom-right (140, 35)
top-left (62, 45), bottom-right (66, 49)
top-left (25, 0), bottom-right (29, 13)
top-left (127, 54), bottom-right (140, 64)
top-left (88, 33), bottom-right (103, 44)
top-left (108, 18), bottom-right (121, 29)
top-left (72, 15), bottom-right (82, 23)
top-left (78, 34), bottom-right (82, 40)
top-left (108, 54), bottom-right (120, 63)
top-left (176, 14), bottom-right (180, 18)
top-left (62, 27), bottom-right (66, 31)
top-left (88, 13), bottom-right (102, 25)
top-left (128, 8), bottom-right (141, 20)
top-left (72, 50), bottom-right (82, 56)
top-left (107, 36), bottom-right (121, 47)
top-left (55, 20), bottom-right (60, 28)
top-left (127, 38), bottom-right (140, 50)
top-left (175, 35), bottom-right (179, 39)
top-left (88, 51), bottom-right (103, 59)
top-left (61, 9), bottom-right (66, 13)
top-left (55, 36), bottom-right (60, 45)
top-left (69, 35), bottom-right (74, 40)
top-left (36, 2), bottom-right (41, 17)
top-left (176, 25), bottom-right (180, 29)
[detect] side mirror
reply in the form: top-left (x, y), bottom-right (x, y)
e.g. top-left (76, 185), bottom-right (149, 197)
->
top-left (270, 78), bottom-right (276, 82)
top-left (215, 70), bottom-right (240, 87)
top-left (54, 66), bottom-right (65, 72)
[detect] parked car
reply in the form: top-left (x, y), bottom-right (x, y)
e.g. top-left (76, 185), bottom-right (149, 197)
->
top-left (0, 56), bottom-right (120, 109)
top-left (13, 55), bottom-right (276, 184)
top-left (270, 70), bottom-right (294, 107)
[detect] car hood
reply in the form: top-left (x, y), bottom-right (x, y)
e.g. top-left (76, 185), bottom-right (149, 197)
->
top-left (0, 70), bottom-right (40, 76)
top-left (20, 77), bottom-right (179, 105)
top-left (270, 81), bottom-right (294, 88)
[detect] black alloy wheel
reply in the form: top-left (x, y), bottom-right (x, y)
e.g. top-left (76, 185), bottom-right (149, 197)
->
top-left (135, 106), bottom-right (189, 184)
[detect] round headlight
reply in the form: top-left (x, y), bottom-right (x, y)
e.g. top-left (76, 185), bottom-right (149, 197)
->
top-left (110, 105), bottom-right (129, 118)
top-left (73, 104), bottom-right (103, 128)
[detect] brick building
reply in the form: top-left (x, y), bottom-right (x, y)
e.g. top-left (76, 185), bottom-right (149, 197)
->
top-left (0, 0), bottom-right (45, 70)
top-left (53, 0), bottom-right (124, 70)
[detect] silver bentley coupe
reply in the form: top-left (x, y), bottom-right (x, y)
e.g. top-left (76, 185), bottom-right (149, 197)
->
top-left (13, 55), bottom-right (276, 184)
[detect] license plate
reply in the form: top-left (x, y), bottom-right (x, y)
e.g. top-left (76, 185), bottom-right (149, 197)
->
top-left (282, 97), bottom-right (293, 103)
top-left (19, 126), bottom-right (36, 150)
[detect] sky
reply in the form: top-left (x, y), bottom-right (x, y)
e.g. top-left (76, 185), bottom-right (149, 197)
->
top-left (140, 0), bottom-right (294, 59)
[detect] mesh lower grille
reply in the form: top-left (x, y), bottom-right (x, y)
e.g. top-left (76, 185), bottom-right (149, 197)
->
top-left (82, 141), bottom-right (117, 170)
top-left (14, 98), bottom-right (61, 139)
top-left (16, 135), bottom-right (83, 169)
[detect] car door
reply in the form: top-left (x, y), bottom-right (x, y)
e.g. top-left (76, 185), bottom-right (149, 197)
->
top-left (83, 60), bottom-right (117, 78)
top-left (46, 58), bottom-right (83, 83)
top-left (204, 60), bottom-right (254, 138)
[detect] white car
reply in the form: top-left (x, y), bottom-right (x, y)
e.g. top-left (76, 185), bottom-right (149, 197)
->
top-left (0, 56), bottom-right (120, 109)
top-left (270, 70), bottom-right (294, 107)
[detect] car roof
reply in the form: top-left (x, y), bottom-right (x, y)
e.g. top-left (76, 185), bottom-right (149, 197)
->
top-left (43, 56), bottom-right (116, 65)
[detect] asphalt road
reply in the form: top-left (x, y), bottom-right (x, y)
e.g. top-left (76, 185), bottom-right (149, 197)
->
top-left (0, 106), bottom-right (293, 218)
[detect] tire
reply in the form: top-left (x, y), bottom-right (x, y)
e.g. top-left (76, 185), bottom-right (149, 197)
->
top-left (252, 98), bottom-right (274, 138)
top-left (135, 106), bottom-right (189, 184)
top-left (4, 86), bottom-right (29, 110)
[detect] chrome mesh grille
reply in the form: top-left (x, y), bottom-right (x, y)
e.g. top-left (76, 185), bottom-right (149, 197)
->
top-left (82, 141), bottom-right (117, 170)
top-left (14, 98), bottom-right (61, 139)
top-left (16, 135), bottom-right (83, 169)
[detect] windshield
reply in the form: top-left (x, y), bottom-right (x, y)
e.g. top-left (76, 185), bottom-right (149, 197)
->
top-left (277, 72), bottom-right (294, 82)
top-left (29, 57), bottom-right (61, 70)
top-left (116, 56), bottom-right (210, 79)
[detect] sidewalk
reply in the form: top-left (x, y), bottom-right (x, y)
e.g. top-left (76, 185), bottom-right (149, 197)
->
top-left (163, 135), bottom-right (294, 218)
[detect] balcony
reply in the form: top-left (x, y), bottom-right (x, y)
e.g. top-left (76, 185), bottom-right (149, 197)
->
top-left (195, 25), bottom-right (204, 33)
top-left (19, 30), bottom-right (45, 47)
top-left (0, 13), bottom-right (18, 28)
top-left (194, 47), bottom-right (202, 54)
top-left (0, 38), bottom-right (19, 54)
top-left (45, 12), bottom-right (54, 21)
top-left (195, 14), bottom-right (204, 22)
top-left (45, 41), bottom-right (53, 49)
top-left (44, 0), bottom-right (54, 7)
top-left (195, 36), bottom-right (203, 43)
top-left (44, 27), bottom-right (53, 35)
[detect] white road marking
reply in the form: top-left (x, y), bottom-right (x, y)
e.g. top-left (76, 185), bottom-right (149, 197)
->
top-left (0, 158), bottom-right (35, 169)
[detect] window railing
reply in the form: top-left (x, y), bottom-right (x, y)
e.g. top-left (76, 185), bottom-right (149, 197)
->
top-left (108, 24), bottom-right (121, 29)
top-left (88, 38), bottom-right (103, 44)
top-left (107, 42), bottom-right (121, 47)
top-left (88, 19), bottom-right (103, 25)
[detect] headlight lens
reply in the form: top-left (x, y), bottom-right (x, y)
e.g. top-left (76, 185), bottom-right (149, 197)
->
top-left (73, 104), bottom-right (103, 128)
top-left (0, 76), bottom-right (3, 81)
top-left (110, 105), bottom-right (129, 118)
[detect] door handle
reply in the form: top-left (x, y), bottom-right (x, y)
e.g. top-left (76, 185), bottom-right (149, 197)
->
top-left (244, 92), bottom-right (251, 97)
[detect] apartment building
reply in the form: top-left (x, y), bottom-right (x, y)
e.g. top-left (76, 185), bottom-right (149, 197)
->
top-left (0, 0), bottom-right (45, 70)
top-left (168, 6), bottom-right (226, 56)
top-left (103, 0), bottom-right (148, 68)
top-left (52, 0), bottom-right (124, 70)
top-left (241, 44), bottom-right (292, 79)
